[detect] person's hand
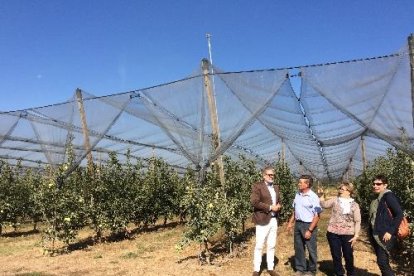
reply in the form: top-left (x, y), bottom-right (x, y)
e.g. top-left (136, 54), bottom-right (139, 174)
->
top-left (276, 203), bottom-right (281, 211)
top-left (271, 203), bottom-right (281, 212)
top-left (317, 187), bottom-right (324, 198)
top-left (349, 235), bottom-right (358, 248)
top-left (383, 232), bottom-right (392, 242)
top-left (304, 229), bottom-right (312, 240)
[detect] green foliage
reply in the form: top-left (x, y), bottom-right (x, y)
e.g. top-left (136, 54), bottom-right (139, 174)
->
top-left (0, 161), bottom-right (36, 233)
top-left (38, 166), bottom-right (87, 254)
top-left (35, 142), bottom-right (88, 254)
top-left (177, 168), bottom-right (222, 251)
top-left (274, 161), bottom-right (296, 222)
top-left (131, 157), bottom-right (184, 227)
top-left (23, 167), bottom-right (43, 230)
top-left (0, 150), bottom-right (296, 259)
top-left (220, 156), bottom-right (261, 252)
top-left (91, 152), bottom-right (136, 234)
top-left (0, 161), bottom-right (18, 233)
top-left (353, 171), bottom-right (373, 218)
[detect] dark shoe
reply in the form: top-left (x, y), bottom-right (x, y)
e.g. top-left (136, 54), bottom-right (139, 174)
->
top-left (252, 272), bottom-right (260, 276)
top-left (267, 270), bottom-right (280, 276)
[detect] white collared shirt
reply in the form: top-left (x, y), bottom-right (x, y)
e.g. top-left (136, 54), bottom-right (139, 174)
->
top-left (266, 182), bottom-right (276, 216)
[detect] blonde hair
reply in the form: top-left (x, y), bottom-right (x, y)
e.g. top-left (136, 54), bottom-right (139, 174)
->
top-left (338, 181), bottom-right (355, 197)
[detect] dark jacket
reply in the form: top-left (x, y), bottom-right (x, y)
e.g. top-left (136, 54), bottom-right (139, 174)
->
top-left (250, 181), bottom-right (281, 226)
top-left (372, 191), bottom-right (404, 238)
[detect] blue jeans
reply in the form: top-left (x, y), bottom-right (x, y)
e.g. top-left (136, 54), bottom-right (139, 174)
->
top-left (294, 221), bottom-right (317, 273)
top-left (326, 231), bottom-right (354, 276)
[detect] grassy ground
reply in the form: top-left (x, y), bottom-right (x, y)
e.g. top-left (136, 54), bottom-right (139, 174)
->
top-left (1, 190), bottom-right (386, 276)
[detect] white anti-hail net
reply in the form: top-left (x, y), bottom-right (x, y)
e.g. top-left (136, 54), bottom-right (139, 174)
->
top-left (0, 44), bottom-right (412, 181)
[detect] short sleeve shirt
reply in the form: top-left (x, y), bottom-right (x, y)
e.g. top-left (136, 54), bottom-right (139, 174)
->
top-left (293, 189), bottom-right (322, 222)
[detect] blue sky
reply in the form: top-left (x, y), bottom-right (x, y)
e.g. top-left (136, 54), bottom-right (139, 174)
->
top-left (0, 0), bottom-right (413, 111)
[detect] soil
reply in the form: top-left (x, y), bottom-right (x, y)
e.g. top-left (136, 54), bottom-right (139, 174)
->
top-left (0, 212), bottom-right (386, 276)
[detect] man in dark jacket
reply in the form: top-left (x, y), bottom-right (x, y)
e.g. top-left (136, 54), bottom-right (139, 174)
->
top-left (369, 174), bottom-right (403, 276)
top-left (250, 166), bottom-right (282, 276)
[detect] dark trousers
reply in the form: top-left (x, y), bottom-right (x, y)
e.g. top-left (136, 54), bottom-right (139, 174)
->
top-left (326, 232), bottom-right (354, 276)
top-left (372, 236), bottom-right (396, 276)
top-left (294, 221), bottom-right (317, 273)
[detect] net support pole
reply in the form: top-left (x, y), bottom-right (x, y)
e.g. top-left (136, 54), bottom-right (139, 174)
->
top-left (75, 88), bottom-right (93, 171)
top-left (202, 58), bottom-right (225, 185)
top-left (408, 34), bottom-right (414, 128)
top-left (361, 136), bottom-right (367, 171)
top-left (281, 140), bottom-right (286, 163)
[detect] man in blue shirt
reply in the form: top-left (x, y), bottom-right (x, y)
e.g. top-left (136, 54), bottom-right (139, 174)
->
top-left (287, 175), bottom-right (322, 276)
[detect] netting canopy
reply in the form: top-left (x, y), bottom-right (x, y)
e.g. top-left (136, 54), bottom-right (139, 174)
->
top-left (1, 41), bottom-right (413, 181)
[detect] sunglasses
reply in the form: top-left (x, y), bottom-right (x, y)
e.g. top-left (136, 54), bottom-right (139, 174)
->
top-left (266, 174), bottom-right (275, 177)
top-left (372, 182), bottom-right (384, 186)
top-left (338, 187), bottom-right (348, 191)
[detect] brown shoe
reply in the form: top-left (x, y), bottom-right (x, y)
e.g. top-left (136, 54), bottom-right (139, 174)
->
top-left (267, 270), bottom-right (280, 276)
top-left (252, 272), bottom-right (260, 276)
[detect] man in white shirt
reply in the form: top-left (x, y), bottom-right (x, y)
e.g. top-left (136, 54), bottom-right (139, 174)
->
top-left (250, 166), bottom-right (282, 276)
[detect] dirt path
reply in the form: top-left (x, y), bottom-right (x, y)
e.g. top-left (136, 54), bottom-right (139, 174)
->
top-left (0, 212), bottom-right (382, 276)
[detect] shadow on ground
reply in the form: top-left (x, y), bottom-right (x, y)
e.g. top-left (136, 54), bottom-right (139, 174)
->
top-left (68, 221), bottom-right (182, 252)
top-left (283, 256), bottom-right (379, 276)
top-left (1, 229), bottom-right (40, 238)
top-left (177, 226), bottom-right (256, 265)
top-left (318, 260), bottom-right (378, 276)
top-left (256, 254), bottom-right (279, 275)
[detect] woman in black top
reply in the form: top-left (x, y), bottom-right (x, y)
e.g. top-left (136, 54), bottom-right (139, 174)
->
top-left (369, 175), bottom-right (403, 276)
